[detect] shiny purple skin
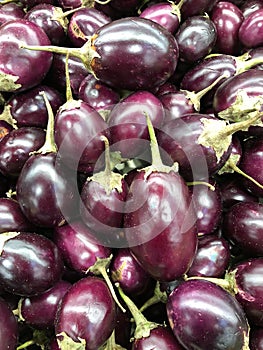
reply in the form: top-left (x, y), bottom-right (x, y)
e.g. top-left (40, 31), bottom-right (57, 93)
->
top-left (0, 127), bottom-right (45, 177)
top-left (211, 1), bottom-right (244, 55)
top-left (0, 296), bottom-right (18, 350)
top-left (0, 3), bottom-right (25, 26)
top-left (160, 91), bottom-right (195, 123)
top-left (250, 327), bottom-right (263, 350)
top-left (56, 0), bottom-right (82, 10)
top-left (239, 9), bottom-right (263, 48)
top-left (78, 74), bottom-right (120, 114)
top-left (0, 232), bottom-right (64, 296)
top-left (107, 91), bottom-right (165, 159)
top-left (80, 177), bottom-right (128, 243)
top-left (232, 258), bottom-right (263, 326)
top-left (187, 234), bottom-right (231, 278)
top-left (158, 114), bottom-right (231, 181)
top-left (68, 7), bottom-right (111, 47)
top-left (222, 202), bottom-right (263, 256)
top-left (140, 2), bottom-right (181, 34)
top-left (110, 248), bottom-right (152, 296)
top-left (54, 101), bottom-right (109, 173)
top-left (175, 15), bottom-right (217, 64)
top-left (238, 136), bottom-right (263, 197)
top-left (167, 279), bottom-right (249, 350)
top-left (7, 85), bottom-right (64, 129)
top-left (213, 69), bottom-right (263, 115)
top-left (20, 279), bottom-right (71, 329)
top-left (132, 326), bottom-right (184, 350)
top-left (53, 221), bottom-right (111, 274)
top-left (21, 0), bottom-right (56, 10)
top-left (24, 4), bottom-right (67, 45)
top-left (190, 181), bottom-right (222, 235)
top-left (178, 0), bottom-right (219, 20)
top-left (45, 53), bottom-right (90, 96)
top-left (91, 17), bottom-right (179, 91)
top-left (0, 19), bottom-right (53, 93)
top-left (124, 171), bottom-right (197, 282)
top-left (241, 0), bottom-right (263, 18)
top-left (180, 54), bottom-right (237, 93)
top-left (16, 153), bottom-right (78, 227)
top-left (0, 198), bottom-right (33, 234)
top-left (55, 276), bottom-right (116, 350)
top-left (218, 174), bottom-right (258, 210)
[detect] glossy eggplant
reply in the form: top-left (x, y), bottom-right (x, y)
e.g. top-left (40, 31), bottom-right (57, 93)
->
top-left (239, 9), bottom-right (263, 48)
top-left (0, 296), bottom-right (18, 350)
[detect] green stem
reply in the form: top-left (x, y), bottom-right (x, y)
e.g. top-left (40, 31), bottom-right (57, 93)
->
top-left (228, 160), bottom-right (263, 190)
top-left (139, 282), bottom-right (167, 313)
top-left (88, 256), bottom-right (126, 313)
top-left (34, 91), bottom-right (57, 154)
top-left (237, 52), bottom-right (263, 73)
top-left (186, 181), bottom-right (215, 191)
top-left (222, 111), bottom-right (262, 137)
top-left (65, 52), bottom-right (73, 102)
top-left (0, 104), bottom-right (18, 129)
top-left (16, 340), bottom-right (35, 350)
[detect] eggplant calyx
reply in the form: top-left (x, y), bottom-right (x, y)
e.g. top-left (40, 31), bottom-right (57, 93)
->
top-left (170, 0), bottom-right (184, 22)
top-left (116, 284), bottom-right (159, 340)
top-left (141, 113), bottom-right (178, 179)
top-left (88, 136), bottom-right (125, 195)
top-left (139, 281), bottom-right (168, 313)
top-left (218, 90), bottom-right (263, 122)
top-left (218, 153), bottom-right (241, 175)
top-left (0, 232), bottom-right (20, 255)
top-left (0, 104), bottom-right (18, 129)
top-left (56, 332), bottom-right (86, 350)
top-left (51, 6), bottom-right (69, 32)
top-left (0, 72), bottom-right (21, 93)
top-left (100, 330), bottom-right (127, 350)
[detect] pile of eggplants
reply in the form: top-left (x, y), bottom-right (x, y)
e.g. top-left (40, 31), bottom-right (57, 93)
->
top-left (0, 0), bottom-right (263, 349)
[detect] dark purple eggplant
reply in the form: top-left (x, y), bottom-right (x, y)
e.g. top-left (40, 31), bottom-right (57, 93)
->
top-left (24, 3), bottom-right (68, 45)
top-left (0, 3), bottom-right (25, 26)
top-left (19, 279), bottom-right (71, 329)
top-left (55, 276), bottom-right (116, 350)
top-left (16, 92), bottom-right (78, 227)
top-left (222, 201), bottom-right (263, 256)
top-left (0, 127), bottom-right (46, 177)
top-left (21, 17), bottom-right (179, 91)
top-left (175, 14), bottom-right (217, 64)
top-left (211, 1), bottom-right (244, 55)
top-left (139, 0), bottom-right (184, 34)
top-left (107, 90), bottom-right (164, 159)
top-left (187, 234), bottom-right (231, 278)
top-left (78, 74), bottom-right (120, 117)
top-left (110, 248), bottom-right (152, 296)
top-left (239, 9), bottom-right (263, 48)
top-left (0, 231), bottom-right (64, 296)
top-left (167, 279), bottom-right (250, 350)
top-left (0, 19), bottom-right (53, 93)
top-left (7, 84), bottom-right (64, 129)
top-left (0, 197), bottom-right (33, 234)
top-left (124, 116), bottom-right (197, 282)
top-left (68, 7), bottom-right (112, 47)
top-left (178, 0), bottom-right (219, 20)
top-left (241, 0), bottom-right (263, 18)
top-left (250, 327), bottom-right (263, 350)
top-left (0, 296), bottom-right (18, 349)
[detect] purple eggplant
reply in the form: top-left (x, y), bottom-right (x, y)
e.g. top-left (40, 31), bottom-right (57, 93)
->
top-left (167, 279), bottom-right (250, 349)
top-left (21, 17), bottom-right (179, 91)
top-left (175, 14), bottom-right (217, 64)
top-left (7, 84), bottom-right (64, 129)
top-left (0, 197), bottom-right (33, 233)
top-left (16, 92), bottom-right (78, 227)
top-left (211, 1), bottom-right (244, 55)
top-left (0, 296), bottom-right (18, 349)
top-left (19, 279), bottom-right (71, 329)
top-left (187, 234), bottom-right (231, 278)
top-left (0, 231), bottom-right (64, 296)
top-left (222, 201), bottom-right (263, 256)
top-left (139, 0), bottom-right (184, 34)
top-left (124, 116), bottom-right (197, 282)
top-left (241, 0), bottom-right (263, 18)
top-left (0, 19), bottom-right (53, 93)
top-left (0, 127), bottom-right (46, 177)
top-left (239, 9), bottom-right (263, 48)
top-left (110, 248), bottom-right (153, 296)
top-left (24, 3), bottom-right (68, 45)
top-left (250, 327), bottom-right (263, 350)
top-left (0, 3), bottom-right (25, 26)
top-left (68, 7), bottom-right (112, 47)
top-left (107, 90), bottom-right (165, 159)
top-left (178, 0), bottom-right (219, 20)
top-left (55, 276), bottom-right (116, 350)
